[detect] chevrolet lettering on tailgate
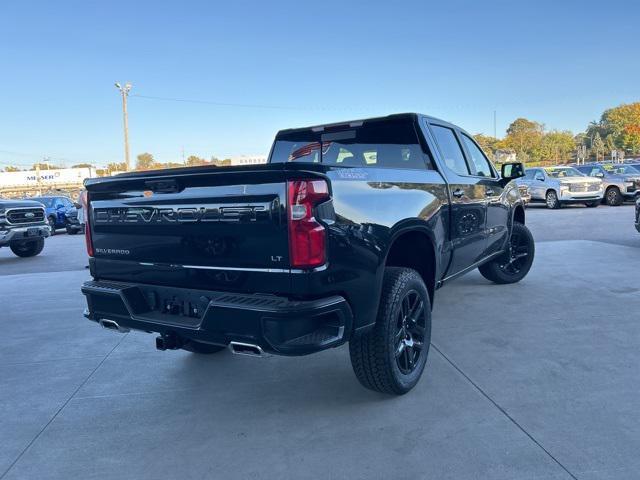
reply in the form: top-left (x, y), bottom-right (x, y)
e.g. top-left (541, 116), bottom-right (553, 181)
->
top-left (93, 203), bottom-right (273, 224)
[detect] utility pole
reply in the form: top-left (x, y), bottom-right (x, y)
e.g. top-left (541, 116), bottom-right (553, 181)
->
top-left (115, 82), bottom-right (132, 171)
top-left (493, 110), bottom-right (497, 139)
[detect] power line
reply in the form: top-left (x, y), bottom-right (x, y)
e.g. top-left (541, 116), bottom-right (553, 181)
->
top-left (130, 93), bottom-right (306, 110)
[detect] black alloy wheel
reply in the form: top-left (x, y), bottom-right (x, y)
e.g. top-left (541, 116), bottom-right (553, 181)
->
top-left (394, 290), bottom-right (427, 375)
top-left (478, 222), bottom-right (535, 284)
top-left (498, 228), bottom-right (530, 276)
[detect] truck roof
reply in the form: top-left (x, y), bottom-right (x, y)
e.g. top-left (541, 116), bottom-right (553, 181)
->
top-left (276, 112), bottom-right (455, 135)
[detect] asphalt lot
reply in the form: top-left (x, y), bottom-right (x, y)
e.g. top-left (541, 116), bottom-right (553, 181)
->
top-left (1, 204), bottom-right (639, 479)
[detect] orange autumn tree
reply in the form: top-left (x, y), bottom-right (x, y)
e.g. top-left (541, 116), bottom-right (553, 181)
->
top-left (600, 102), bottom-right (640, 154)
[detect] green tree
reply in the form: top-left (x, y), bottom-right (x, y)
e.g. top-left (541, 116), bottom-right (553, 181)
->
top-left (71, 163), bottom-right (94, 169)
top-left (211, 158), bottom-right (231, 167)
top-left (539, 131), bottom-right (576, 163)
top-left (161, 162), bottom-right (184, 169)
top-left (605, 134), bottom-right (616, 153)
top-left (473, 134), bottom-right (500, 160)
top-left (32, 162), bottom-right (60, 170)
top-left (503, 118), bottom-right (544, 162)
top-left (3, 166), bottom-right (21, 172)
top-left (136, 152), bottom-right (156, 170)
top-left (591, 132), bottom-right (605, 161)
top-left (186, 155), bottom-right (207, 167)
top-left (106, 162), bottom-right (127, 173)
top-left (585, 121), bottom-right (605, 148)
top-left (597, 102), bottom-right (640, 154)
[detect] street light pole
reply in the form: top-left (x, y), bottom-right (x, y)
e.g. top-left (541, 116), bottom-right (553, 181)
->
top-left (115, 82), bottom-right (132, 171)
top-left (493, 110), bottom-right (497, 139)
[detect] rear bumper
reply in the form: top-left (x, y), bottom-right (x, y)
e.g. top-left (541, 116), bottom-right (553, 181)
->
top-left (0, 225), bottom-right (50, 246)
top-left (81, 280), bottom-right (353, 356)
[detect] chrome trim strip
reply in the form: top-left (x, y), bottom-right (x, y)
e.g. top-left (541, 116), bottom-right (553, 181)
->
top-left (182, 264), bottom-right (291, 273)
top-left (136, 262), bottom-right (328, 274)
top-left (290, 264), bottom-right (328, 274)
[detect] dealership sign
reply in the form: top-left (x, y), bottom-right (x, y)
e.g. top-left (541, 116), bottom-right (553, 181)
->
top-left (0, 167), bottom-right (95, 188)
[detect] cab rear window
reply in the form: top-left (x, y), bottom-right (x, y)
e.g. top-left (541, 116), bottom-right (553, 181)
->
top-left (270, 119), bottom-right (433, 170)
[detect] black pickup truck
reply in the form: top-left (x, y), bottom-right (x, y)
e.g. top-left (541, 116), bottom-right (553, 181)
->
top-left (81, 113), bottom-right (534, 394)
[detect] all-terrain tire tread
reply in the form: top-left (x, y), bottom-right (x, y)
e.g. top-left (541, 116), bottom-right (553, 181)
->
top-left (349, 267), bottom-right (427, 395)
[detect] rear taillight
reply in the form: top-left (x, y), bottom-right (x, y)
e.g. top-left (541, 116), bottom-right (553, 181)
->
top-left (82, 191), bottom-right (94, 257)
top-left (287, 179), bottom-right (329, 269)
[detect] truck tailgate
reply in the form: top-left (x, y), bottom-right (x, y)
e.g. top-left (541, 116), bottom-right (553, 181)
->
top-left (85, 165), bottom-right (326, 277)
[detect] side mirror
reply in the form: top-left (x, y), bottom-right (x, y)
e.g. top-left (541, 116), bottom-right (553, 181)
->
top-left (595, 172), bottom-right (605, 178)
top-left (500, 162), bottom-right (525, 186)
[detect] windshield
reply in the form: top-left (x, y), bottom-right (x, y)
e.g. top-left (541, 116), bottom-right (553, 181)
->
top-left (545, 167), bottom-right (583, 178)
top-left (602, 164), bottom-right (640, 175)
top-left (270, 119), bottom-right (430, 169)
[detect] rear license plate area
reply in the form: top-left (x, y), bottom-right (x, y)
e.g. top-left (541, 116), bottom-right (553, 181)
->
top-left (135, 287), bottom-right (210, 321)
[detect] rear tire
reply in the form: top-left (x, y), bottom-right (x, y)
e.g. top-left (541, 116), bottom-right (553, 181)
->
top-left (349, 267), bottom-right (432, 395)
top-left (605, 187), bottom-right (623, 206)
top-left (545, 190), bottom-right (561, 209)
top-left (66, 226), bottom-right (79, 235)
top-left (585, 201), bottom-right (599, 208)
top-left (181, 340), bottom-right (226, 354)
top-left (478, 222), bottom-right (535, 284)
top-left (10, 238), bottom-right (45, 257)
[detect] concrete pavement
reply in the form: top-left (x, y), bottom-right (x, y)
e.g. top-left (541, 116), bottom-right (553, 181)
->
top-left (1, 206), bottom-right (639, 479)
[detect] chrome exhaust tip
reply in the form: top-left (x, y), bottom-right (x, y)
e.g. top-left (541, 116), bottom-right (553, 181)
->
top-left (228, 341), bottom-right (267, 357)
top-left (98, 319), bottom-right (130, 334)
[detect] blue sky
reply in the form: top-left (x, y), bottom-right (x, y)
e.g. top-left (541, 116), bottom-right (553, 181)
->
top-left (1, 0), bottom-right (638, 168)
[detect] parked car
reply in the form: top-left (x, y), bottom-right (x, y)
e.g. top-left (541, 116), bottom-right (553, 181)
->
top-left (517, 166), bottom-right (603, 208)
top-left (80, 113), bottom-right (534, 395)
top-left (574, 163), bottom-right (640, 206)
top-left (0, 198), bottom-right (50, 257)
top-left (622, 162), bottom-right (640, 173)
top-left (636, 197), bottom-right (640, 233)
top-left (31, 195), bottom-right (83, 235)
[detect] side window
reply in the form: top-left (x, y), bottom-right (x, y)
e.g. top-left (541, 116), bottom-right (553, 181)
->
top-left (534, 170), bottom-right (545, 181)
top-left (524, 169), bottom-right (535, 180)
top-left (322, 143), bottom-right (427, 169)
top-left (460, 133), bottom-right (495, 178)
top-left (430, 125), bottom-right (469, 176)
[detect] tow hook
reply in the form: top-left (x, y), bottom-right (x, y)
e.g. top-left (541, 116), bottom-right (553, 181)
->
top-left (155, 333), bottom-right (181, 351)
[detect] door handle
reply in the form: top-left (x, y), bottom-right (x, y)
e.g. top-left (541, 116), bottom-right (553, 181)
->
top-left (452, 188), bottom-right (465, 198)
top-left (485, 188), bottom-right (495, 196)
